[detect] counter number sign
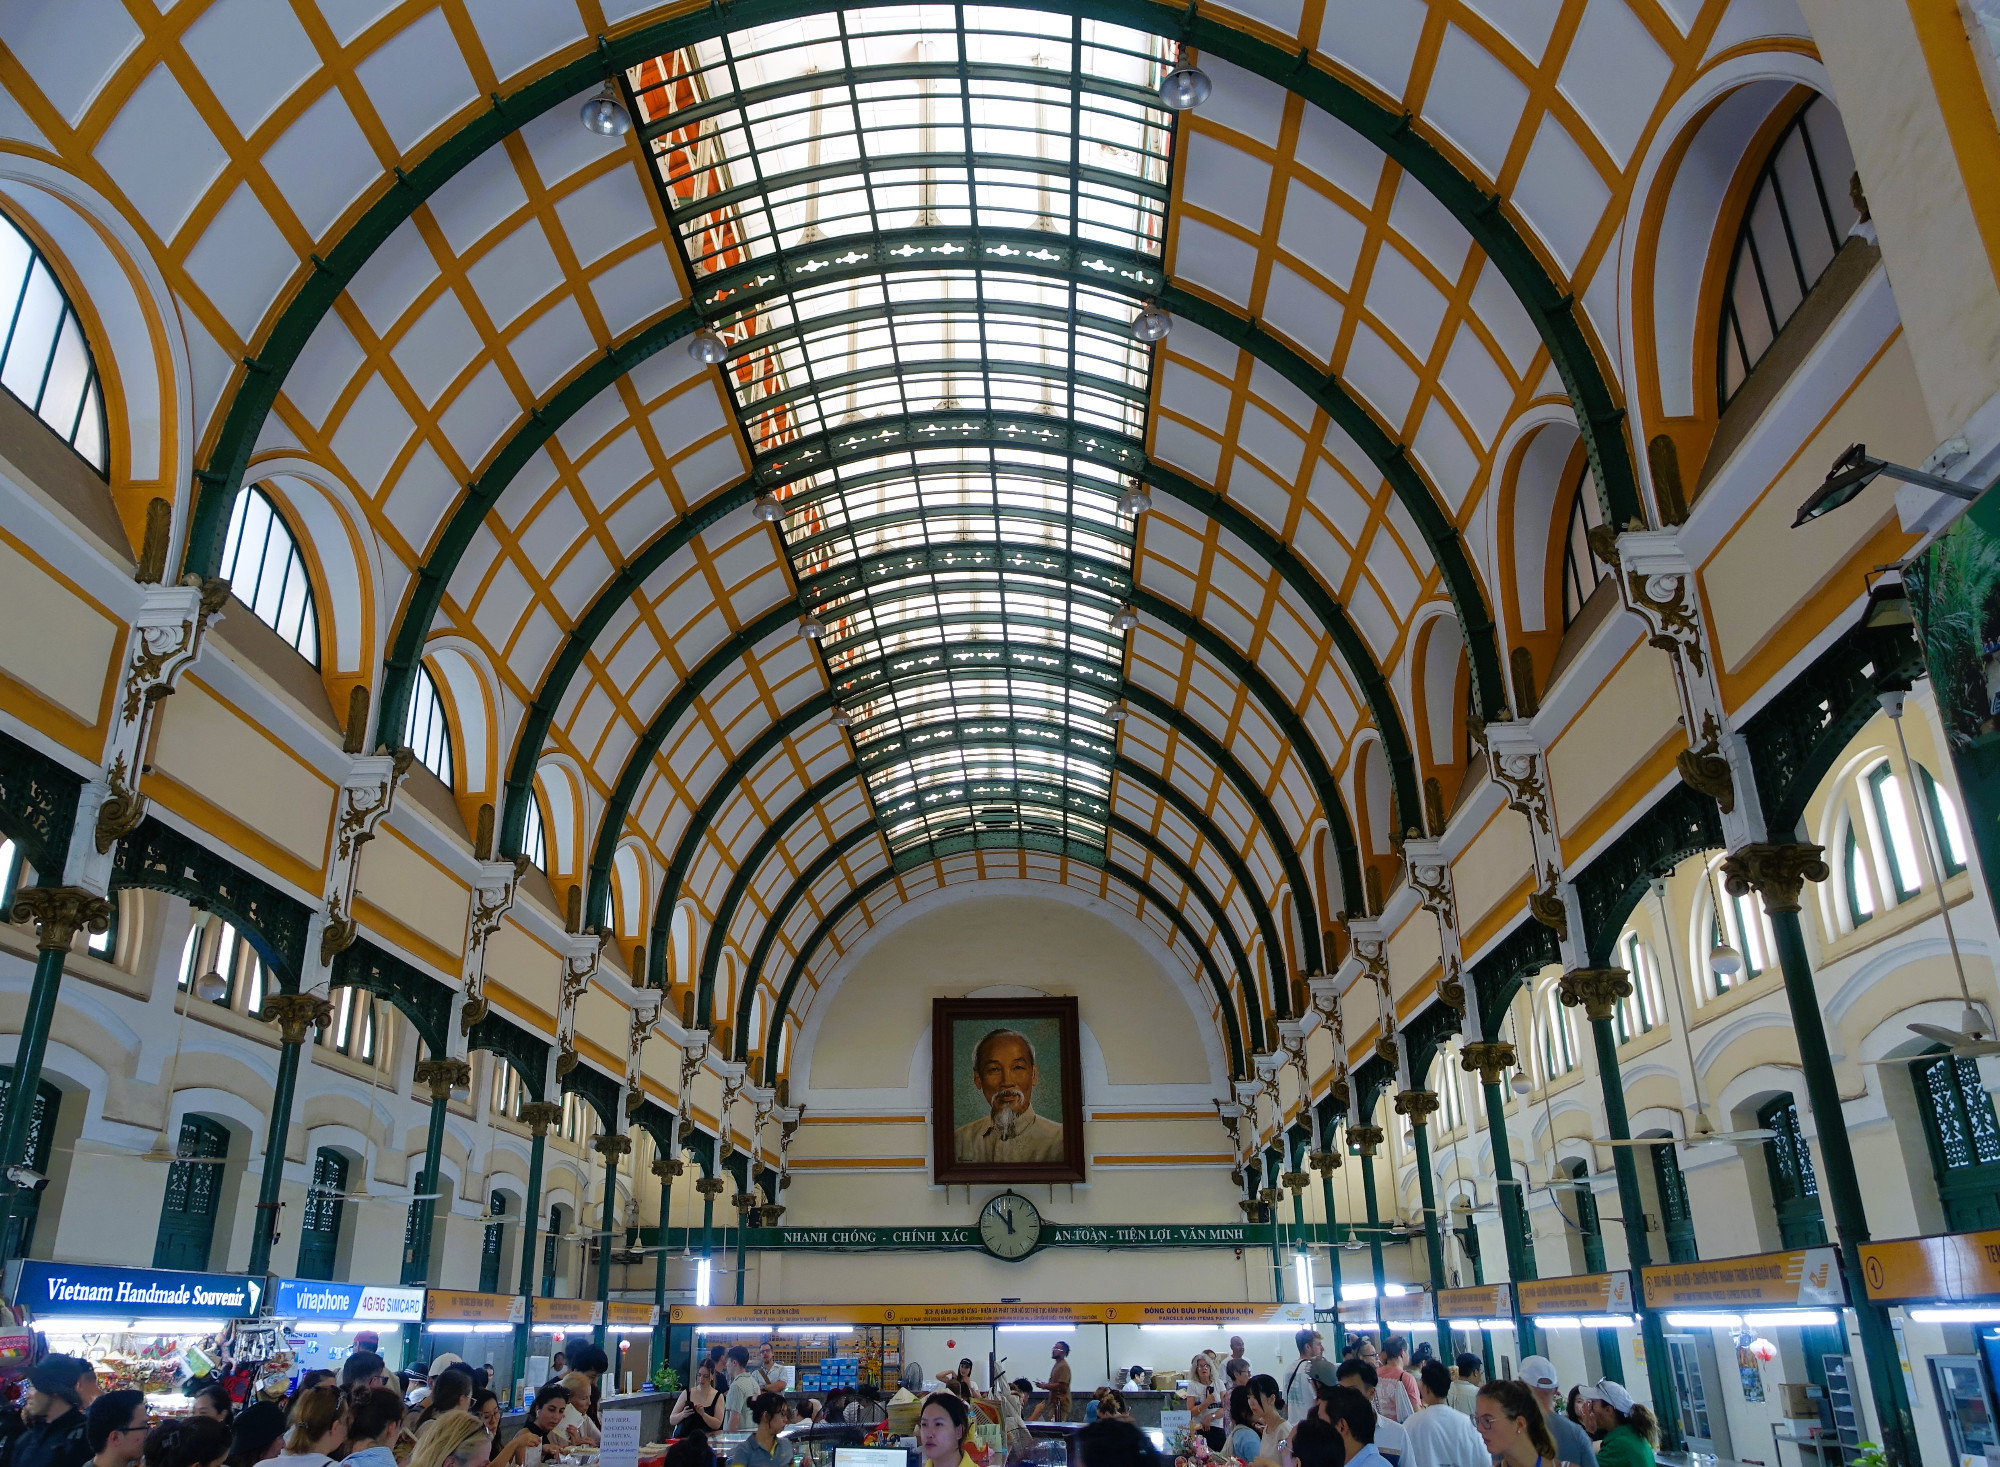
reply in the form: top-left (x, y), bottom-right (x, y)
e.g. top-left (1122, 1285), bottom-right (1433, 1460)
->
top-left (979, 1192), bottom-right (1043, 1261)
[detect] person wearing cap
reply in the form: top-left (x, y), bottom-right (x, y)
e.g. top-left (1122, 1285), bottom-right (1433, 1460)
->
top-left (9, 1357), bottom-right (93, 1467)
top-left (84, 1392), bottom-right (147, 1467)
top-left (1398, 1361), bottom-right (1488, 1467)
top-left (1573, 1381), bottom-right (1655, 1467)
top-left (1513, 1359), bottom-right (1593, 1467)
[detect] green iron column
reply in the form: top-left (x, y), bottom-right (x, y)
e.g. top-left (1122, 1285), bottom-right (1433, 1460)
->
top-left (651, 1156), bottom-right (677, 1379)
top-left (1564, 970), bottom-right (1682, 1441)
top-left (1397, 1091), bottom-right (1452, 1361)
top-left (514, 1102), bottom-right (562, 1403)
top-left (592, 1132), bottom-right (629, 1350)
top-left (406, 1057), bottom-right (465, 1285)
top-left (1724, 846), bottom-right (1921, 1467)
top-left (1349, 1122), bottom-right (1388, 1340)
top-left (1465, 1041), bottom-right (1537, 1360)
top-left (1311, 1145), bottom-right (1345, 1354)
top-left (697, 1171), bottom-right (723, 1309)
top-left (246, 994), bottom-right (334, 1278)
top-left (729, 1155), bottom-right (754, 1306)
top-left (1454, 1219), bottom-right (1497, 1380)
top-left (0, 892), bottom-right (109, 1251)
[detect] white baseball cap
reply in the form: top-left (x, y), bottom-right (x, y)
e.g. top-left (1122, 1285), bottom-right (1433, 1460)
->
top-left (1517, 1356), bottom-right (1559, 1390)
top-left (1578, 1379), bottom-right (1634, 1414)
top-left (428, 1353), bottom-right (464, 1378)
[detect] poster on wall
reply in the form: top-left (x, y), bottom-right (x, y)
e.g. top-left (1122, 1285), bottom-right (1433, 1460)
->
top-left (1905, 485), bottom-right (2000, 918)
top-left (931, 996), bottom-right (1085, 1184)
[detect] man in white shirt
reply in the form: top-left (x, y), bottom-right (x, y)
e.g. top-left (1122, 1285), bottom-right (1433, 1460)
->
top-left (1284, 1330), bottom-right (1342, 1428)
top-left (1401, 1360), bottom-right (1492, 1467)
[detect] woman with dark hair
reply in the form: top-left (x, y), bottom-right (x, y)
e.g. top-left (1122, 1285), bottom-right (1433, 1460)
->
top-left (142, 1418), bottom-right (232, 1467)
top-left (1225, 1385), bottom-right (1262, 1462)
top-left (400, 1377), bottom-right (468, 1464)
top-left (914, 1394), bottom-right (972, 1467)
top-left (492, 1386), bottom-right (570, 1467)
top-left (340, 1389), bottom-right (406, 1467)
top-left (671, 1360), bottom-right (723, 1436)
top-left (1473, 1382), bottom-right (1557, 1467)
top-left (189, 1388), bottom-right (233, 1425)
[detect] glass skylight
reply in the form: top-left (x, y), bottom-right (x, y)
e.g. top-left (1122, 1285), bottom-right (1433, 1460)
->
top-left (630, 7), bottom-right (1175, 866)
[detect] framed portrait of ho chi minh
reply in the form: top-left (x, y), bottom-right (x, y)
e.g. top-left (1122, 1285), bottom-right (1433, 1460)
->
top-left (932, 995), bottom-right (1086, 1185)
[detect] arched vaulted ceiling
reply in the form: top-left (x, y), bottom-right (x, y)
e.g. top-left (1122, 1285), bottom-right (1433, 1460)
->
top-left (0, 0), bottom-right (1813, 1075)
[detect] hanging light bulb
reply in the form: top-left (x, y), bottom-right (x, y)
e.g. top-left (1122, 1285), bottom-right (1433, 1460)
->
top-left (1117, 484), bottom-right (1153, 516)
top-left (1709, 939), bottom-right (1743, 977)
top-left (192, 968), bottom-right (228, 1003)
top-left (1131, 306), bottom-right (1173, 342)
top-left (1343, 1234), bottom-right (1365, 1253)
top-left (1110, 604), bottom-right (1140, 632)
top-left (1509, 1071), bottom-right (1533, 1097)
top-left (1106, 702), bottom-right (1128, 724)
top-left (797, 613), bottom-right (826, 640)
top-left (578, 81), bottom-right (632, 137)
top-left (830, 706), bottom-right (854, 729)
top-left (1158, 63), bottom-right (1213, 110)
top-left (754, 494), bottom-right (784, 523)
top-left (687, 328), bottom-right (728, 366)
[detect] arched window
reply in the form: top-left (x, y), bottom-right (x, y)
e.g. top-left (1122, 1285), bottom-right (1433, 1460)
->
top-left (179, 918), bottom-right (269, 1016)
top-left (1700, 870), bottom-right (1775, 996)
top-left (542, 1205), bottom-right (562, 1295)
top-left (0, 212), bottom-right (107, 470)
top-left (490, 1058), bottom-right (523, 1120)
top-left (1539, 982), bottom-right (1577, 1081)
top-left (153, 1115), bottom-right (229, 1270)
top-left (296, 1148), bottom-right (348, 1280)
top-left (1616, 933), bottom-right (1665, 1043)
top-left (522, 791), bottom-right (549, 873)
top-left (1426, 1050), bottom-right (1464, 1133)
top-left (219, 486), bottom-right (320, 663)
top-left (1560, 470), bottom-right (1607, 628)
top-left (0, 839), bottom-right (27, 913)
top-left (1914, 1049), bottom-right (2000, 1231)
top-left (327, 987), bottom-right (378, 1063)
top-left (1842, 758), bottom-right (1968, 925)
top-left (405, 665), bottom-right (455, 787)
top-left (1717, 97), bottom-right (1860, 405)
top-left (1758, 1095), bottom-right (1826, 1247)
top-left (479, 1191), bottom-right (507, 1292)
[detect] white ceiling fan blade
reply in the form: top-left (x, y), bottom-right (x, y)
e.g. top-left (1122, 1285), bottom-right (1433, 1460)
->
top-left (1956, 1040), bottom-right (2000, 1057)
top-left (1593, 1136), bottom-right (1678, 1147)
top-left (1911, 1021), bottom-right (1971, 1046)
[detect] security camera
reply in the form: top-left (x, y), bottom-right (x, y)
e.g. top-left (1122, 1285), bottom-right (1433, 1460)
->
top-left (6, 1166), bottom-right (47, 1192)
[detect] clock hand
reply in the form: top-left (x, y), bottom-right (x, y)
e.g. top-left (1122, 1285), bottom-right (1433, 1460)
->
top-left (1002, 1206), bottom-right (1015, 1234)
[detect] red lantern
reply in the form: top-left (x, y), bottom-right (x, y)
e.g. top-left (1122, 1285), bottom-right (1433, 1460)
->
top-left (1750, 1337), bottom-right (1777, 1363)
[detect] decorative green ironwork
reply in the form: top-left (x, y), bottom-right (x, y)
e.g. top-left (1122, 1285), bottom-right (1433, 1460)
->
top-left (111, 817), bottom-right (312, 993)
top-left (561, 1055), bottom-right (624, 1129)
top-left (1471, 914), bottom-right (1562, 1038)
top-left (1398, 999), bottom-right (1465, 1089)
top-left (467, 1009), bottom-right (550, 1102)
top-left (331, 938), bottom-right (451, 1057)
top-left (0, 730), bottom-right (80, 879)
top-left (1741, 621), bottom-right (1923, 833)
top-left (1573, 778), bottom-right (1723, 964)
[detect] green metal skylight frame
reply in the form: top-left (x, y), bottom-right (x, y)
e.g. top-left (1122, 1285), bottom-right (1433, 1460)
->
top-left (630, 4), bottom-right (1175, 868)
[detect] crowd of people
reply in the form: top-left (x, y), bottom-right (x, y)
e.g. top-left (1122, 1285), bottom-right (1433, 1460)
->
top-left (0, 1341), bottom-right (623, 1467)
top-left (1194, 1332), bottom-right (1659, 1467)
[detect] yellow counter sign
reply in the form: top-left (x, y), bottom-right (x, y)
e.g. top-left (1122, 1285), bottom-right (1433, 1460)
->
top-left (1860, 1231), bottom-right (2000, 1303)
top-left (1641, 1247), bottom-right (1844, 1309)
top-left (425, 1290), bottom-right (525, 1324)
top-left (1515, 1272), bottom-right (1631, 1315)
top-left (670, 1302), bottom-right (1314, 1326)
top-left (1436, 1285), bottom-right (1512, 1319)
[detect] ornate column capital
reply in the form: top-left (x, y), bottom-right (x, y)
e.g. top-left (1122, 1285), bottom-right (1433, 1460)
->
top-left (263, 991), bottom-right (335, 1046)
top-left (1346, 1124), bottom-right (1385, 1157)
top-left (1460, 1040), bottom-right (1517, 1086)
top-left (1557, 967), bottom-right (1633, 1024)
top-left (592, 1132), bottom-right (632, 1161)
top-left (413, 1056), bottom-right (471, 1101)
top-left (1393, 1090), bottom-right (1441, 1127)
top-left (519, 1100), bottom-right (564, 1136)
top-left (10, 888), bottom-right (113, 951)
top-left (694, 1175), bottom-right (728, 1197)
top-left (652, 1156), bottom-right (684, 1181)
top-left (1722, 842), bottom-right (1830, 914)
top-left (1307, 1148), bottom-right (1343, 1174)
top-left (753, 1203), bottom-right (785, 1226)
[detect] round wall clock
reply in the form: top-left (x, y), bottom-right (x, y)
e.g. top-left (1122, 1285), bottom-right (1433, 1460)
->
top-left (978, 1191), bottom-right (1043, 1261)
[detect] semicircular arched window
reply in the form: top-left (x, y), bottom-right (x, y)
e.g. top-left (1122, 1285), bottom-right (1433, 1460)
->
top-left (1717, 95), bottom-right (1861, 406)
top-left (521, 787), bottom-right (548, 873)
top-left (219, 485), bottom-right (321, 664)
top-left (0, 213), bottom-right (107, 471)
top-left (403, 664), bottom-right (455, 788)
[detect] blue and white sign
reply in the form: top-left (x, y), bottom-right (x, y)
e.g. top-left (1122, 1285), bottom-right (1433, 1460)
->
top-left (17, 1262), bottom-right (259, 1319)
top-left (273, 1279), bottom-right (423, 1323)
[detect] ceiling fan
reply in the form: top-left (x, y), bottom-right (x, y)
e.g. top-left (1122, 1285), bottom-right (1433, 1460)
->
top-left (1865, 1004), bottom-right (2000, 1063)
top-left (1595, 1107), bottom-right (1773, 1148)
top-left (139, 1134), bottom-right (227, 1165)
top-left (308, 1181), bottom-right (441, 1203)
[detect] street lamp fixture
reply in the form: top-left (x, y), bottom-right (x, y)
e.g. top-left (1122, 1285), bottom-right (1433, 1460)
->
top-left (1793, 443), bottom-right (1979, 527)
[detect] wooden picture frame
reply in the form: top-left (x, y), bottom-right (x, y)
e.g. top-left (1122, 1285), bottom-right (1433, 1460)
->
top-left (931, 996), bottom-right (1086, 1185)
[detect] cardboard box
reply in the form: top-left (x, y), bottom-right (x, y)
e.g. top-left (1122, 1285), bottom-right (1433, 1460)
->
top-left (1780, 1383), bottom-right (1823, 1419)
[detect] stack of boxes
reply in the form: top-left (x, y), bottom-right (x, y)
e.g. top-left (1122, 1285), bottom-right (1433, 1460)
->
top-left (799, 1354), bottom-right (860, 1394)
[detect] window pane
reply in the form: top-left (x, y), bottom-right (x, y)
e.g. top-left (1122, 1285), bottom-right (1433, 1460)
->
top-left (1772, 131), bottom-right (1835, 283)
top-left (39, 312), bottom-right (90, 438)
top-left (1874, 768), bottom-right (1923, 895)
top-left (1, 265), bottom-right (62, 407)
